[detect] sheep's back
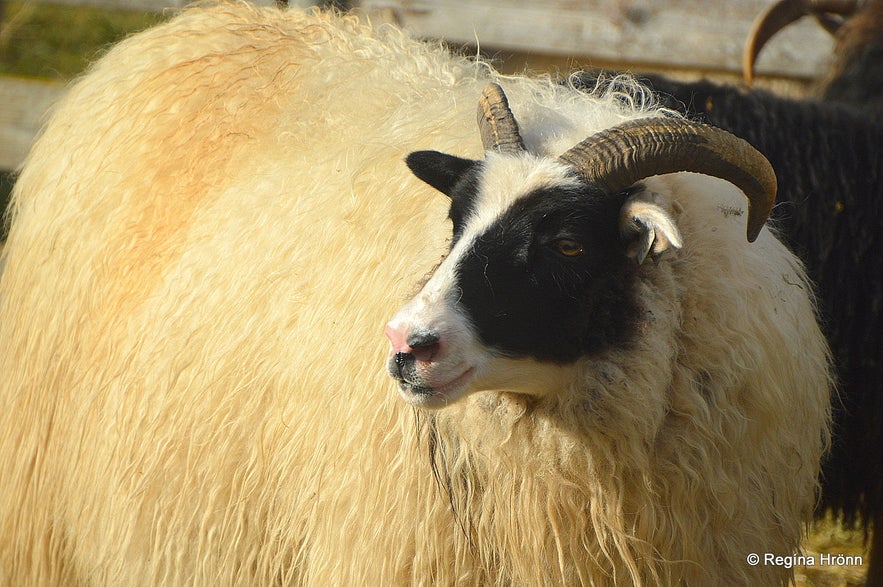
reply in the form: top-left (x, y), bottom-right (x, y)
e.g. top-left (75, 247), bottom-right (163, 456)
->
top-left (0, 5), bottom-right (468, 584)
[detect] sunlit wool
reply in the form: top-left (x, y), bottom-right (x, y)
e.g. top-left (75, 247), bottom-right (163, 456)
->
top-left (0, 3), bottom-right (831, 586)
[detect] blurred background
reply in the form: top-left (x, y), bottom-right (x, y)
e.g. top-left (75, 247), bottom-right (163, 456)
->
top-left (0, 0), bottom-right (841, 221)
top-left (0, 1), bottom-right (873, 585)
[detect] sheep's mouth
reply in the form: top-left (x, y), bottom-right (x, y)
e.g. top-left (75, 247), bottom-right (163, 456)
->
top-left (395, 368), bottom-right (475, 408)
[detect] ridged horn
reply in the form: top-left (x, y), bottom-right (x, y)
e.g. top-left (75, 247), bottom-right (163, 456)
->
top-left (743, 0), bottom-right (861, 84)
top-left (477, 83), bottom-right (527, 154)
top-left (558, 117), bottom-right (777, 242)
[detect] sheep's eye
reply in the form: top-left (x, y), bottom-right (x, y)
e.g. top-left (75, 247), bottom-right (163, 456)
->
top-left (550, 238), bottom-right (584, 258)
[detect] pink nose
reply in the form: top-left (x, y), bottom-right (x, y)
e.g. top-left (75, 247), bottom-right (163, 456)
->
top-left (385, 324), bottom-right (442, 363)
top-left (385, 324), bottom-right (413, 355)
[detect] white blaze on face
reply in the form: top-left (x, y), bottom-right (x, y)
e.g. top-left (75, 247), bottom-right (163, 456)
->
top-left (385, 154), bottom-right (580, 408)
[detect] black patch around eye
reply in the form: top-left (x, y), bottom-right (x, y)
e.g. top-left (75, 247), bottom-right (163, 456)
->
top-left (547, 238), bottom-right (585, 258)
top-left (453, 186), bottom-right (640, 363)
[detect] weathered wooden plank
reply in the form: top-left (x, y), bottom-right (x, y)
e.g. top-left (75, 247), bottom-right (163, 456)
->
top-left (33, 0), bottom-right (189, 11)
top-left (34, 0), bottom-right (290, 12)
top-left (0, 76), bottom-right (67, 171)
top-left (360, 0), bottom-right (836, 79)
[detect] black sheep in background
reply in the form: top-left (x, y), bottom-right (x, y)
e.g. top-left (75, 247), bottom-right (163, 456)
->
top-left (573, 2), bottom-right (882, 583)
top-left (743, 0), bottom-right (883, 114)
top-left (629, 73), bottom-right (882, 568)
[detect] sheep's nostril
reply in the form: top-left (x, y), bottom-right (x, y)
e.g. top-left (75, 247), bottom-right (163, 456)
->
top-left (406, 330), bottom-right (441, 363)
top-left (392, 351), bottom-right (413, 380)
top-left (406, 330), bottom-right (440, 348)
top-left (393, 352), bottom-right (411, 369)
top-left (387, 327), bottom-right (442, 364)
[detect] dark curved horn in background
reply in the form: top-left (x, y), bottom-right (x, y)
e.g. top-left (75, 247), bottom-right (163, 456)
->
top-left (557, 117), bottom-right (778, 242)
top-left (477, 83), bottom-right (527, 154)
top-left (743, 0), bottom-right (861, 84)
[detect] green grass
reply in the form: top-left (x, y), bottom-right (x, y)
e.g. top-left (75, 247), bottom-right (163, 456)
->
top-left (0, 1), bottom-right (165, 79)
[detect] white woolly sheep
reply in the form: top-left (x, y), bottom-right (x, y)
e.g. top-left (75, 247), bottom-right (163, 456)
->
top-left (0, 3), bottom-right (831, 586)
top-left (631, 4), bottom-right (883, 577)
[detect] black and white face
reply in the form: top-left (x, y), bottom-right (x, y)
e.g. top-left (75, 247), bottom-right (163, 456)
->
top-left (385, 151), bottom-right (645, 408)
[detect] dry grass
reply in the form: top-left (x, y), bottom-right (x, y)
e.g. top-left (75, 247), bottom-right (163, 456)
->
top-left (794, 515), bottom-right (871, 587)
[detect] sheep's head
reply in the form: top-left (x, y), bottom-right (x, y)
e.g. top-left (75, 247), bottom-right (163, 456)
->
top-left (386, 83), bottom-right (776, 409)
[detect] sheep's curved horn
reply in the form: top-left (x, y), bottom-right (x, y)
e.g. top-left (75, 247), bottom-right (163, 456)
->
top-left (743, 0), bottom-right (861, 84)
top-left (558, 117), bottom-right (777, 242)
top-left (477, 83), bottom-right (526, 154)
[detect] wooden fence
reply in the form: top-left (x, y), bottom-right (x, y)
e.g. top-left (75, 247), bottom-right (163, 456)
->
top-left (1, 0), bottom-right (836, 173)
top-left (361, 0), bottom-right (834, 79)
top-left (0, 76), bottom-right (65, 170)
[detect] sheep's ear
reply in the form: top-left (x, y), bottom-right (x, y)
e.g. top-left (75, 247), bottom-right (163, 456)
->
top-left (619, 190), bottom-right (683, 265)
top-left (406, 151), bottom-right (478, 198)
